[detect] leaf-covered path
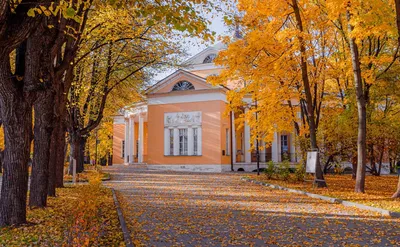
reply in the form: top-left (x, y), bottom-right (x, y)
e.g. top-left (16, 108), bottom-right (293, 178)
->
top-left (104, 165), bottom-right (400, 246)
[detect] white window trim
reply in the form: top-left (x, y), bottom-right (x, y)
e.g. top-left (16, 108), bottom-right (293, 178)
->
top-left (164, 126), bottom-right (202, 156)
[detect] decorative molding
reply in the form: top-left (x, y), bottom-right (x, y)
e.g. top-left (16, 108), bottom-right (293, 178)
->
top-left (164, 111), bottom-right (202, 127)
top-left (148, 92), bottom-right (227, 105)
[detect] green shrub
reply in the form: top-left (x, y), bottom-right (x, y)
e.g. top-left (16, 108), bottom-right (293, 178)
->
top-left (278, 160), bottom-right (291, 181)
top-left (294, 163), bottom-right (306, 181)
top-left (264, 161), bottom-right (276, 179)
top-left (333, 162), bottom-right (344, 175)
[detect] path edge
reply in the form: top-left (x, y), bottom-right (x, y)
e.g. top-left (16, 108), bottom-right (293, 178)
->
top-left (111, 188), bottom-right (134, 247)
top-left (241, 177), bottom-right (400, 218)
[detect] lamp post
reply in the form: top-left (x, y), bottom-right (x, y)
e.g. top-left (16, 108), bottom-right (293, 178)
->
top-left (255, 99), bottom-right (260, 175)
top-left (95, 130), bottom-right (99, 165)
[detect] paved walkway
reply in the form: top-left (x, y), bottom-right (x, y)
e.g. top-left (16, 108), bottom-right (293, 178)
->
top-left (104, 165), bottom-right (400, 246)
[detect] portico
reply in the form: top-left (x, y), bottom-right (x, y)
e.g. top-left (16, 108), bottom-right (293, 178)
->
top-left (122, 104), bottom-right (148, 165)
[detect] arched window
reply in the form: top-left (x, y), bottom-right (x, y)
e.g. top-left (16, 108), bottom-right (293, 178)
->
top-left (172, 81), bottom-right (195, 91)
top-left (203, 54), bottom-right (217, 63)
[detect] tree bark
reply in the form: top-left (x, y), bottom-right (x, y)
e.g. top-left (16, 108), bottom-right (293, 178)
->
top-left (392, 0), bottom-right (400, 198)
top-left (292, 0), bottom-right (327, 187)
top-left (347, 9), bottom-right (367, 193)
top-left (0, 37), bottom-right (37, 226)
top-left (68, 134), bottom-right (85, 174)
top-left (29, 90), bottom-right (55, 207)
top-left (392, 176), bottom-right (400, 198)
top-left (55, 124), bottom-right (67, 188)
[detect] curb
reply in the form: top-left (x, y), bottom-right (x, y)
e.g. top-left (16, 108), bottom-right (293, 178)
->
top-left (241, 177), bottom-right (400, 217)
top-left (111, 189), bottom-right (134, 247)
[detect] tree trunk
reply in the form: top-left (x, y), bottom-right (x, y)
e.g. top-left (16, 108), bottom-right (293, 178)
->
top-left (351, 155), bottom-right (357, 180)
top-left (68, 134), bottom-right (85, 175)
top-left (347, 9), bottom-right (367, 193)
top-left (48, 123), bottom-right (58, 197)
top-left (0, 94), bottom-right (32, 226)
top-left (392, 0), bottom-right (400, 198)
top-left (0, 151), bottom-right (3, 174)
top-left (29, 90), bottom-right (55, 207)
top-left (55, 126), bottom-right (66, 188)
top-left (392, 176), bottom-right (400, 198)
top-left (291, 0), bottom-right (326, 187)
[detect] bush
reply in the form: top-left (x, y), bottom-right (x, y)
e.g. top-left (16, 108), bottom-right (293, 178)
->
top-left (333, 162), bottom-right (344, 175)
top-left (264, 161), bottom-right (276, 179)
top-left (294, 163), bottom-right (306, 181)
top-left (278, 160), bottom-right (291, 181)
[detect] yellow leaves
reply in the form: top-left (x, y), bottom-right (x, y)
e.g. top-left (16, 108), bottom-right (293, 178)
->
top-left (250, 173), bottom-right (400, 213)
top-left (0, 174), bottom-right (123, 246)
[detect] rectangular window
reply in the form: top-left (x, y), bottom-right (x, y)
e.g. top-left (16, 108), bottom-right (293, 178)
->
top-left (225, 128), bottom-right (230, 156)
top-left (121, 140), bottom-right (125, 158)
top-left (169, 129), bottom-right (174, 155)
top-left (179, 128), bottom-right (188, 155)
top-left (281, 135), bottom-right (288, 152)
top-left (193, 128), bottom-right (198, 155)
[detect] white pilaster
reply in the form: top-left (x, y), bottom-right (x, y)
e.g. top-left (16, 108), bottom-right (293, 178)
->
top-left (164, 128), bottom-right (170, 156)
top-left (272, 132), bottom-right (279, 162)
top-left (173, 128), bottom-right (179, 155)
top-left (198, 127), bottom-right (202, 155)
top-left (129, 117), bottom-right (135, 164)
top-left (244, 109), bottom-right (251, 163)
top-left (188, 127), bottom-right (194, 155)
top-left (290, 132), bottom-right (296, 162)
top-left (124, 118), bottom-right (129, 164)
top-left (138, 115), bottom-right (144, 163)
top-left (231, 112), bottom-right (236, 163)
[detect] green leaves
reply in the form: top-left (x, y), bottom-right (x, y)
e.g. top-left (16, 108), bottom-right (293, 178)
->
top-left (66, 7), bottom-right (76, 18)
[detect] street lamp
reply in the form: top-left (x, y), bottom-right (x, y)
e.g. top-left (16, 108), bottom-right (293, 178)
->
top-left (95, 130), bottom-right (99, 165)
top-left (255, 98), bottom-right (260, 175)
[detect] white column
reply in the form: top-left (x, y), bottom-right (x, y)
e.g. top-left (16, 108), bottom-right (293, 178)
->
top-left (188, 127), bottom-right (194, 155)
top-left (231, 112), bottom-right (236, 163)
top-left (272, 132), bottom-right (279, 162)
top-left (124, 118), bottom-right (129, 164)
top-left (138, 115), bottom-right (144, 163)
top-left (290, 132), bottom-right (296, 162)
top-left (198, 127), bottom-right (202, 155)
top-left (173, 128), bottom-right (179, 155)
top-left (129, 117), bottom-right (135, 164)
top-left (164, 128), bottom-right (170, 156)
top-left (244, 109), bottom-right (251, 163)
top-left (260, 140), bottom-right (266, 162)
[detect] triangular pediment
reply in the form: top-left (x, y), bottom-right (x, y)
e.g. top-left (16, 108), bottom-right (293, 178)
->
top-left (182, 43), bottom-right (226, 66)
top-left (146, 69), bottom-right (225, 95)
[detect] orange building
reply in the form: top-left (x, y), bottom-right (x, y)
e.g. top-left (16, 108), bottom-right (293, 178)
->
top-left (112, 44), bottom-right (298, 172)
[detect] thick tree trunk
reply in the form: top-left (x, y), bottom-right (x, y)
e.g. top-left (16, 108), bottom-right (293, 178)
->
top-left (392, 0), bottom-right (400, 198)
top-left (347, 9), bottom-right (367, 193)
top-left (0, 96), bottom-right (32, 226)
top-left (0, 42), bottom-right (35, 226)
top-left (292, 0), bottom-right (326, 187)
top-left (29, 90), bottom-right (55, 207)
top-left (68, 134), bottom-right (85, 175)
top-left (55, 126), bottom-right (66, 188)
top-left (48, 124), bottom-right (58, 197)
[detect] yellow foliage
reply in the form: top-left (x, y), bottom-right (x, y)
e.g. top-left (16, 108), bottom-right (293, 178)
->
top-left (0, 172), bottom-right (123, 246)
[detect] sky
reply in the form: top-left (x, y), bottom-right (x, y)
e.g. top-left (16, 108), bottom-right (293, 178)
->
top-left (153, 13), bottom-right (230, 81)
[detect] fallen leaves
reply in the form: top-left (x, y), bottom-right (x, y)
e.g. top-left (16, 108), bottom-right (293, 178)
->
top-left (104, 165), bottom-right (400, 246)
top-left (0, 172), bottom-right (124, 247)
top-left (249, 173), bottom-right (400, 212)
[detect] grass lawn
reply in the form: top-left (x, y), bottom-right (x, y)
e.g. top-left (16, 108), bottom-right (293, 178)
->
top-left (248, 173), bottom-right (400, 212)
top-left (0, 175), bottom-right (124, 246)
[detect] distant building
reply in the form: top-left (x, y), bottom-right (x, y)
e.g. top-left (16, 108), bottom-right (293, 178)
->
top-left (112, 43), bottom-right (297, 172)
